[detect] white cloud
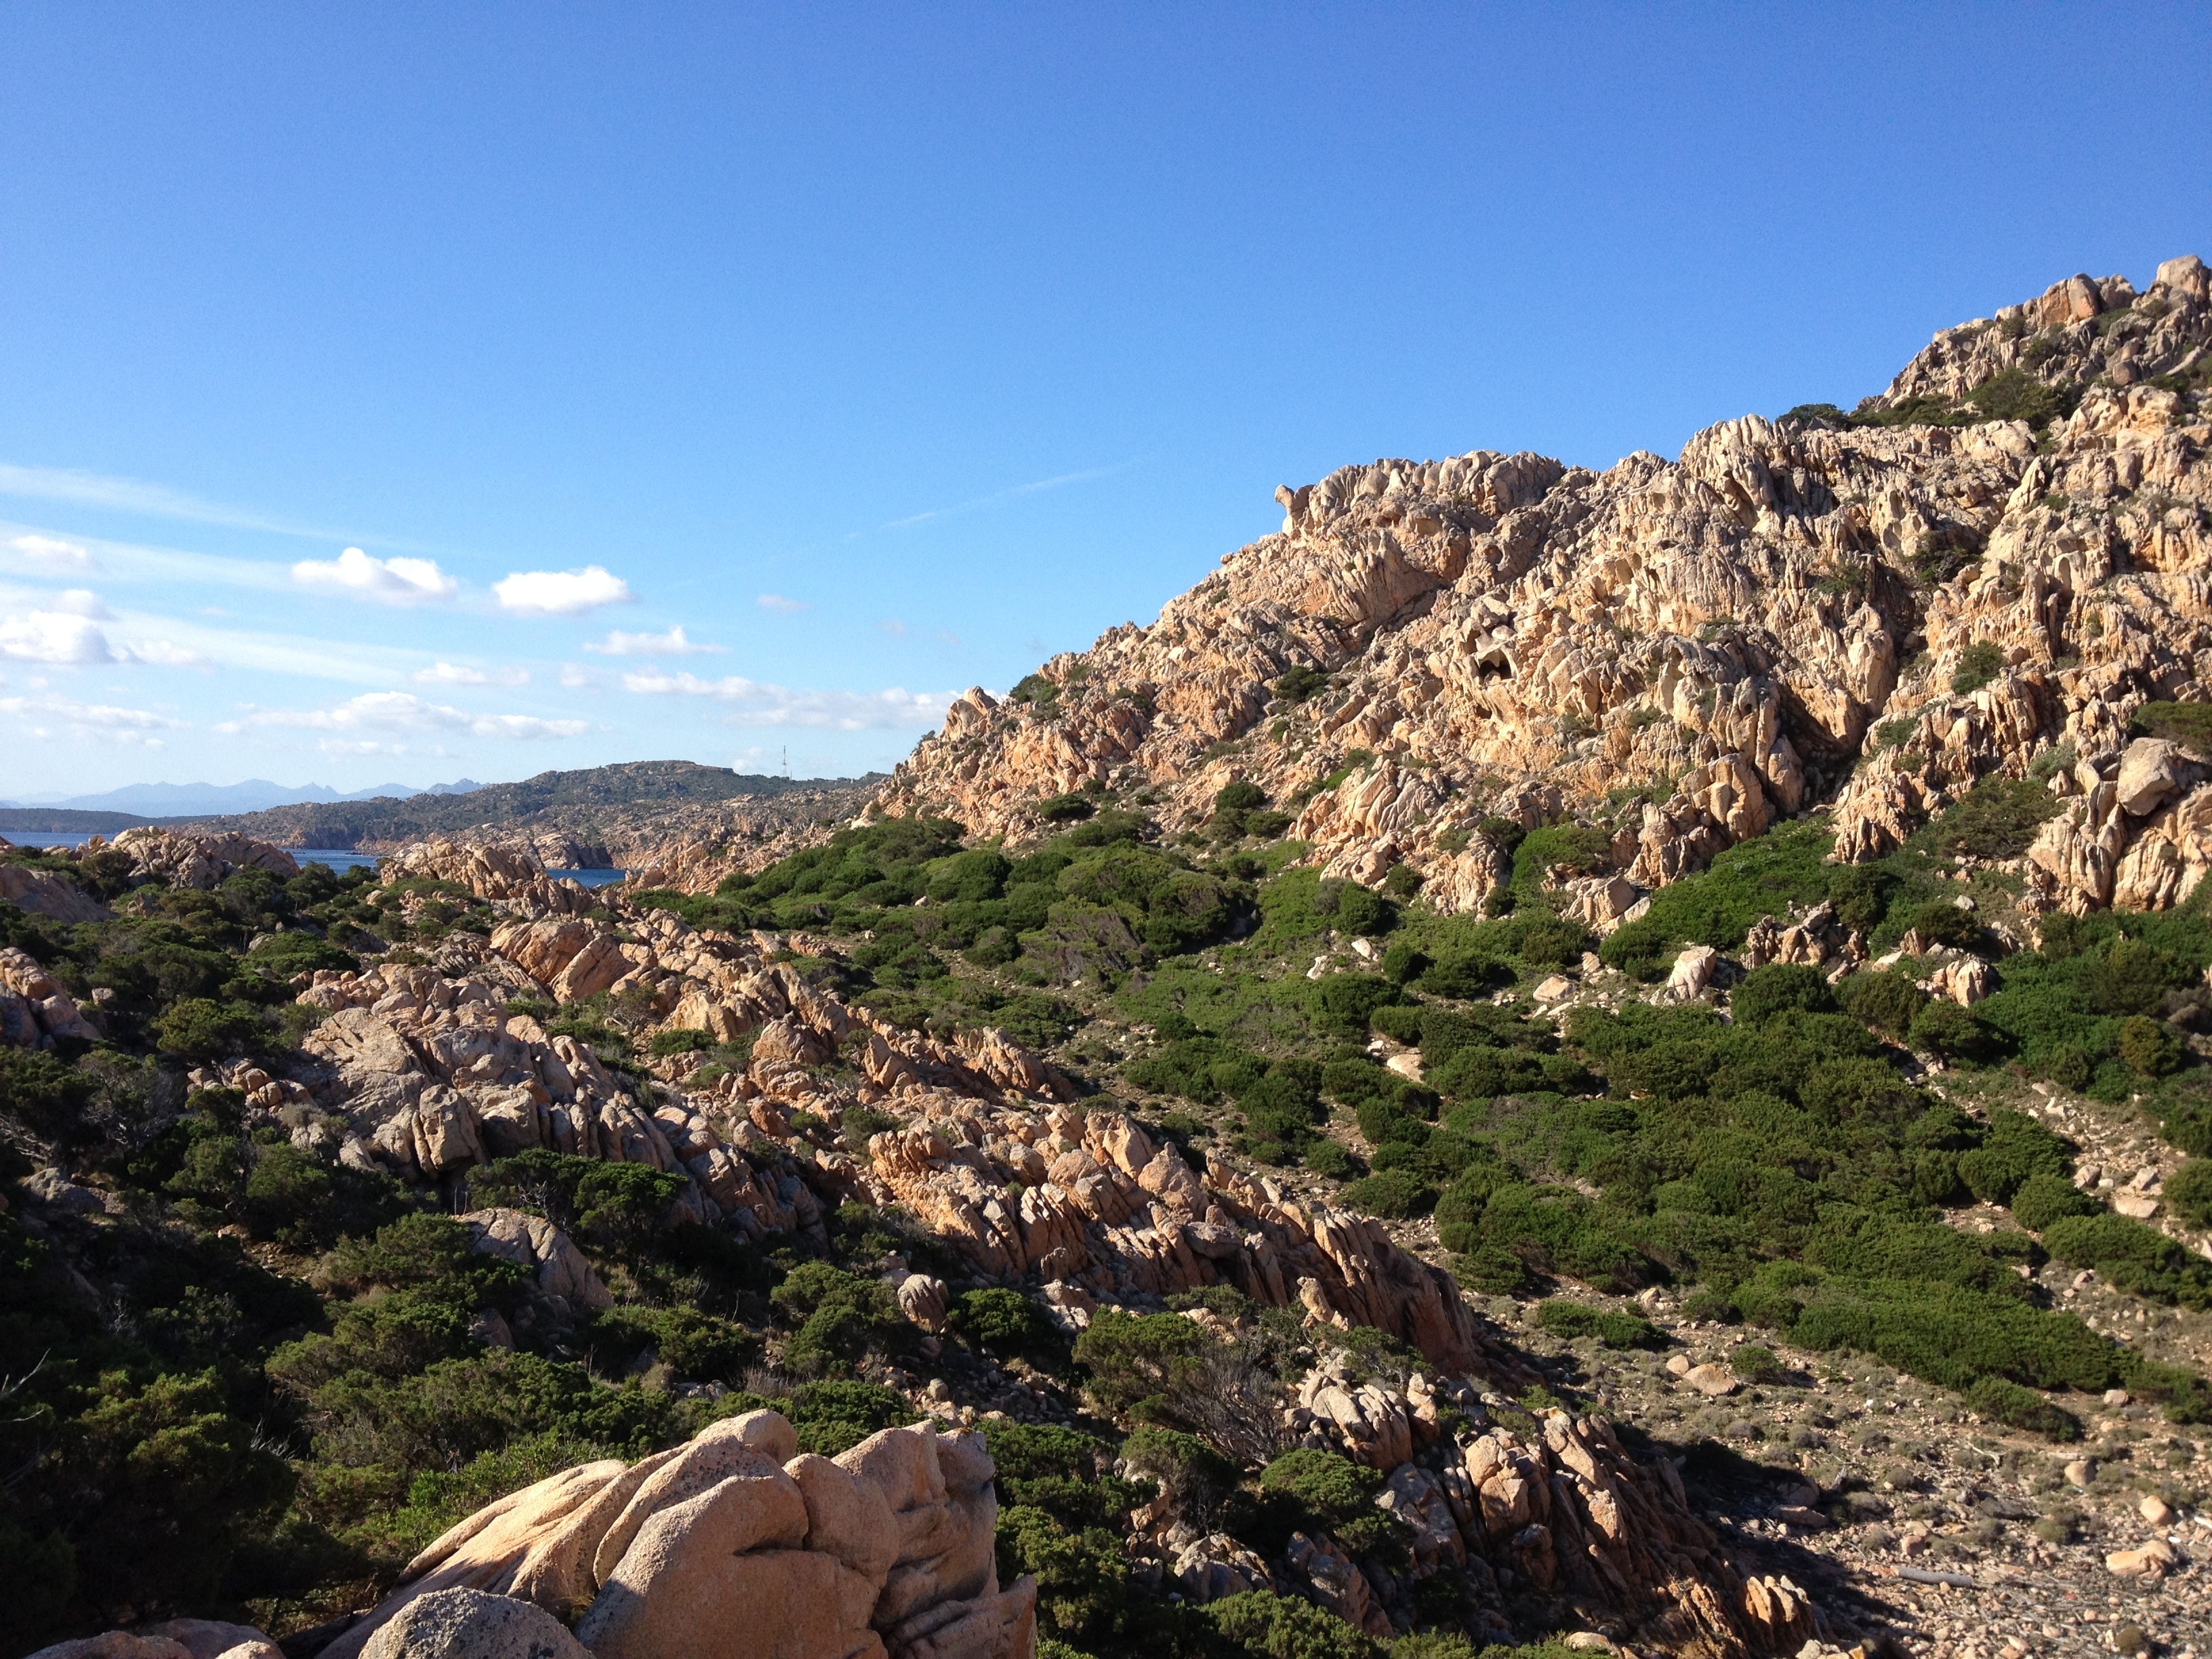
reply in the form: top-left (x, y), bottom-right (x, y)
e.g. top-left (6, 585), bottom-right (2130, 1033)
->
top-left (756, 594), bottom-right (808, 615)
top-left (558, 663), bottom-right (596, 689)
top-left (494, 566), bottom-right (633, 615)
top-left (583, 625), bottom-right (724, 657)
top-left (878, 619), bottom-right (909, 636)
top-left (1, 596), bottom-right (222, 671)
top-left (0, 691), bottom-right (184, 745)
top-left (1, 609), bottom-right (117, 664)
top-left (621, 669), bottom-right (956, 730)
top-left (121, 638), bottom-right (211, 668)
top-left (5, 533), bottom-right (93, 573)
top-left (222, 691), bottom-right (588, 741)
top-left (293, 546), bottom-right (459, 605)
top-left (415, 661), bottom-right (531, 686)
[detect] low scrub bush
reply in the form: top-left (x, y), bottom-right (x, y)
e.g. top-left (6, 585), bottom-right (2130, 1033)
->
top-left (2042, 1214), bottom-right (2212, 1308)
top-left (1532, 1298), bottom-right (1658, 1349)
top-left (1965, 1375), bottom-right (2081, 1439)
top-left (2009, 1172), bottom-right (2102, 1232)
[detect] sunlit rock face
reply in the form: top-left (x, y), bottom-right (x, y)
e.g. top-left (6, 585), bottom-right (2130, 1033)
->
top-left (876, 257), bottom-right (2212, 922)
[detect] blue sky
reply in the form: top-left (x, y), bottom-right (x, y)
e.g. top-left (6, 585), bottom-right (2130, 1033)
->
top-left (1, 3), bottom-right (2206, 795)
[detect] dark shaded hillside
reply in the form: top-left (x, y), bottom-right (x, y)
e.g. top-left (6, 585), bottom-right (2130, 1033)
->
top-left (0, 762), bottom-right (884, 853)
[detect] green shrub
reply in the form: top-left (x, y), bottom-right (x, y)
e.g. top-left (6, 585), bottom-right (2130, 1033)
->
top-left (1924, 775), bottom-right (2060, 859)
top-left (1897, 899), bottom-right (1983, 951)
top-left (1038, 794), bottom-right (1096, 822)
top-left (1120, 1425), bottom-right (1238, 1522)
top-left (1908, 998), bottom-right (1992, 1061)
top-left (1275, 665), bottom-right (1328, 703)
top-left (1729, 1344), bottom-right (1784, 1382)
top-left (1215, 782), bottom-right (1267, 814)
top-left (1507, 910), bottom-right (1588, 971)
top-left (770, 1261), bottom-right (905, 1374)
top-left (1304, 1137), bottom-right (1354, 1179)
top-left (1207, 1590), bottom-right (1380, 1659)
top-left (1840, 969), bottom-right (1927, 1040)
top-left (150, 998), bottom-right (265, 1059)
top-left (1257, 1449), bottom-right (1389, 1551)
top-left (2009, 1172), bottom-right (2102, 1232)
top-left (244, 930), bottom-right (356, 977)
top-left (926, 849), bottom-right (1013, 903)
top-left (949, 1288), bottom-right (1052, 1361)
top-left (1965, 366), bottom-right (2075, 428)
top-left (1379, 941), bottom-right (1431, 985)
top-left (1597, 819), bottom-right (1836, 978)
top-left (587, 1305), bottom-right (761, 1385)
top-left (1341, 1168), bottom-right (1436, 1218)
top-left (2169, 1103), bottom-right (2212, 1158)
top-left (649, 1027), bottom-right (712, 1055)
top-left (242, 1143), bottom-right (335, 1239)
top-left (1312, 974), bottom-right (1404, 1038)
top-left (2165, 1160), bottom-right (2212, 1227)
top-left (2119, 1016), bottom-right (2182, 1078)
top-left (1951, 641), bottom-right (2007, 695)
top-left (2043, 1214), bottom-right (2212, 1307)
top-left (1788, 1278), bottom-right (2124, 1394)
top-left (1732, 964), bottom-right (1839, 1025)
top-left (1369, 1004), bottom-right (1423, 1045)
top-left (1965, 1375), bottom-right (2081, 1439)
top-left (1329, 885), bottom-right (1395, 937)
top-left (2132, 701), bottom-right (2212, 758)
top-left (1958, 1110), bottom-right (2071, 1206)
top-left (1532, 1298), bottom-right (1658, 1349)
top-left (1071, 1309), bottom-right (1210, 1418)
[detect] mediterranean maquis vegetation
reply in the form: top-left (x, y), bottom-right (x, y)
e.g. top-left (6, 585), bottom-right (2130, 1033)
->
top-left (5, 759), bottom-right (2211, 1658)
top-left (9, 258), bottom-right (2212, 1659)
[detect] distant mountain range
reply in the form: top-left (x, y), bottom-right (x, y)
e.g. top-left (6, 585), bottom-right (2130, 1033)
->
top-left (0, 778), bottom-right (483, 815)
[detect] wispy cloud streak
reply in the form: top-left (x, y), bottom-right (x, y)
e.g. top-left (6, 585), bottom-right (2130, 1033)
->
top-left (880, 466), bottom-right (1121, 531)
top-left (0, 461), bottom-right (355, 539)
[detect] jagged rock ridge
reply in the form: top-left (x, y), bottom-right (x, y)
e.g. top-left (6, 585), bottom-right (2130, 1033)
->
top-left (874, 255), bottom-right (2212, 924)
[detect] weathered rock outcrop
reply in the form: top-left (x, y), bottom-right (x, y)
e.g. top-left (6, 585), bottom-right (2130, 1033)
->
top-left (111, 827), bottom-right (299, 890)
top-left (317, 1410), bottom-right (1035, 1659)
top-left (871, 258), bottom-right (2211, 924)
top-left (0, 858), bottom-right (114, 925)
top-left (273, 862), bottom-right (1520, 1385)
top-left (0, 945), bottom-right (100, 1049)
top-left (24, 1621), bottom-right (282, 1659)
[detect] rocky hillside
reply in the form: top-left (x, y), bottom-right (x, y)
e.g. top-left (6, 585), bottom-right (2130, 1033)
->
top-left (8, 260), bottom-right (2212, 1659)
top-left (876, 255), bottom-right (2211, 928)
top-left (181, 761), bottom-right (882, 868)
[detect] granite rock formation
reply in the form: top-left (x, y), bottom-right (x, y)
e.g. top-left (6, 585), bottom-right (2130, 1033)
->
top-left (872, 257), bottom-right (2212, 924)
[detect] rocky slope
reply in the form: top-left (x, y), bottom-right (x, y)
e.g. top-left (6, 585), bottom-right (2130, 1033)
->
top-left (8, 830), bottom-right (1856, 1659)
top-left (12, 260), bottom-right (2212, 1659)
top-left (875, 256), bottom-right (2212, 926)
